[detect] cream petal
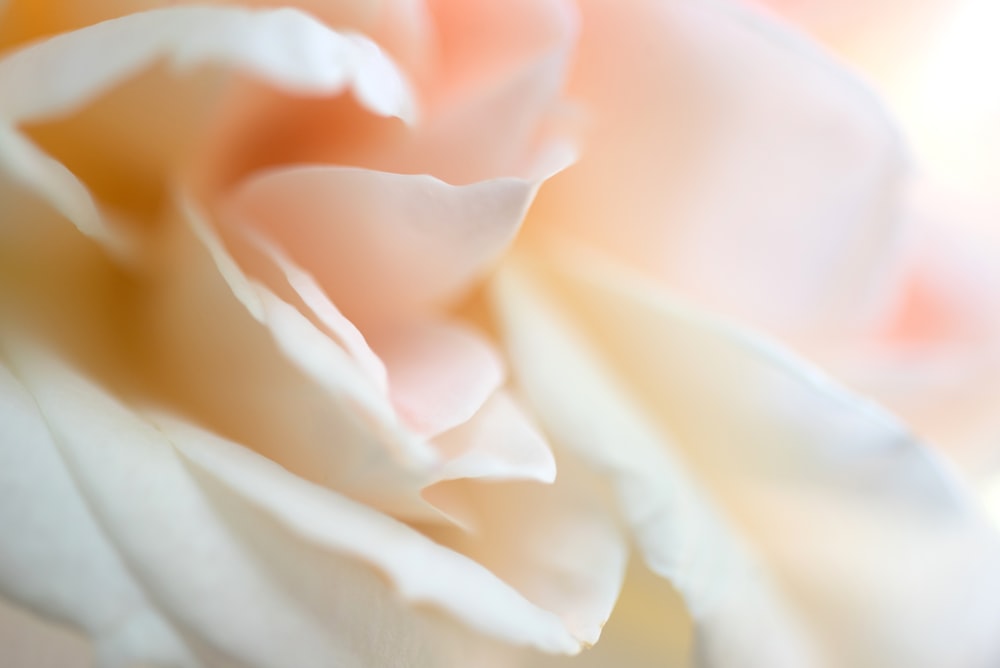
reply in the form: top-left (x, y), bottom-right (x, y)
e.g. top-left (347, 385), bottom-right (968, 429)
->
top-left (157, 415), bottom-right (585, 656)
top-left (519, 562), bottom-right (694, 668)
top-left (498, 245), bottom-right (1000, 667)
top-left (531, 0), bottom-right (908, 337)
top-left (0, 354), bottom-right (202, 667)
top-left (425, 457), bottom-right (627, 648)
top-left (430, 390), bottom-right (556, 484)
top-left (222, 165), bottom-right (541, 322)
top-left (492, 256), bottom-right (819, 667)
top-left (369, 319), bottom-right (504, 438)
top-left (2, 340), bottom-right (519, 667)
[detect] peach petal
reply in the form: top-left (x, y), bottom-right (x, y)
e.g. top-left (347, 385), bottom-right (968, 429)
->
top-left (222, 165), bottom-right (541, 322)
top-left (532, 0), bottom-right (908, 337)
top-left (161, 195), bottom-right (448, 523)
top-left (235, 228), bottom-right (389, 394)
top-left (0, 5), bottom-right (413, 256)
top-left (366, 320), bottom-right (502, 438)
top-left (371, 0), bottom-right (577, 185)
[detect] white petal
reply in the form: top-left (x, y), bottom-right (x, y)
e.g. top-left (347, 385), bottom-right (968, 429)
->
top-left (0, 353), bottom-right (201, 667)
top-left (0, 6), bottom-right (412, 124)
top-left (492, 255), bottom-right (818, 667)
top-left (3, 339), bottom-right (537, 666)
top-left (431, 390), bottom-right (556, 484)
top-left (157, 415), bottom-right (585, 656)
top-left (496, 246), bottom-right (1000, 667)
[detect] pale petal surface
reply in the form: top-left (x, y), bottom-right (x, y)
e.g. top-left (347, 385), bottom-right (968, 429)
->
top-left (529, 0), bottom-right (908, 337)
top-left (493, 246), bottom-right (1000, 667)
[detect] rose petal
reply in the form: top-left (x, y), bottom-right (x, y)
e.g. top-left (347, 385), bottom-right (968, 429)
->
top-left (156, 416), bottom-right (585, 656)
top-left (233, 227), bottom-right (389, 394)
top-left (495, 246), bottom-right (1000, 667)
top-left (367, 0), bottom-right (578, 185)
top-left (425, 457), bottom-right (627, 647)
top-left (0, 5), bottom-right (413, 255)
top-left (2, 340), bottom-right (527, 666)
top-left (531, 0), bottom-right (908, 337)
top-left (0, 6), bottom-right (412, 124)
top-left (149, 195), bottom-right (448, 524)
top-left (430, 390), bottom-right (556, 484)
top-left (492, 255), bottom-right (819, 667)
top-left (222, 165), bottom-right (543, 322)
top-left (368, 319), bottom-right (504, 438)
top-left (0, 357), bottom-right (197, 667)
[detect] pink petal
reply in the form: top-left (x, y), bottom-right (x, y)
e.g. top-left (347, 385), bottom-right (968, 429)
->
top-left (531, 0), bottom-right (908, 337)
top-left (368, 319), bottom-right (504, 438)
top-left (221, 165), bottom-right (542, 323)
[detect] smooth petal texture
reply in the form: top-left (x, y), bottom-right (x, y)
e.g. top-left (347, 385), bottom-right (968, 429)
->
top-left (492, 256), bottom-right (817, 667)
top-left (529, 0), bottom-right (908, 337)
top-left (371, 0), bottom-right (579, 185)
top-left (146, 196), bottom-right (450, 523)
top-left (0, 5), bottom-right (412, 124)
top-left (430, 390), bottom-right (556, 484)
top-left (2, 339), bottom-right (534, 667)
top-left (0, 5), bottom-right (413, 254)
top-left (496, 245), bottom-right (1000, 667)
top-left (159, 416), bottom-right (586, 656)
top-left (221, 165), bottom-right (543, 322)
top-left (423, 458), bottom-right (628, 649)
top-left (370, 320), bottom-right (504, 438)
top-left (0, 359), bottom-right (196, 668)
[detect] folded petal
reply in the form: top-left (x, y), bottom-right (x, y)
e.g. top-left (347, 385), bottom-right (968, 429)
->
top-left (368, 319), bottom-right (504, 438)
top-left (430, 390), bottom-right (556, 484)
top-left (0, 5), bottom-right (413, 254)
top-left (531, 0), bottom-right (908, 337)
top-left (494, 245), bottom-right (1000, 667)
top-left (3, 339), bottom-right (544, 666)
top-left (158, 415), bottom-right (585, 656)
top-left (0, 353), bottom-right (202, 667)
top-left (424, 458), bottom-right (628, 648)
top-left (492, 255), bottom-right (818, 667)
top-left (146, 196), bottom-right (448, 523)
top-left (221, 165), bottom-right (542, 322)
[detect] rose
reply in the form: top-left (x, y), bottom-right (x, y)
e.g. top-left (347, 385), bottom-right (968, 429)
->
top-left (2, 2), bottom-right (1000, 668)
